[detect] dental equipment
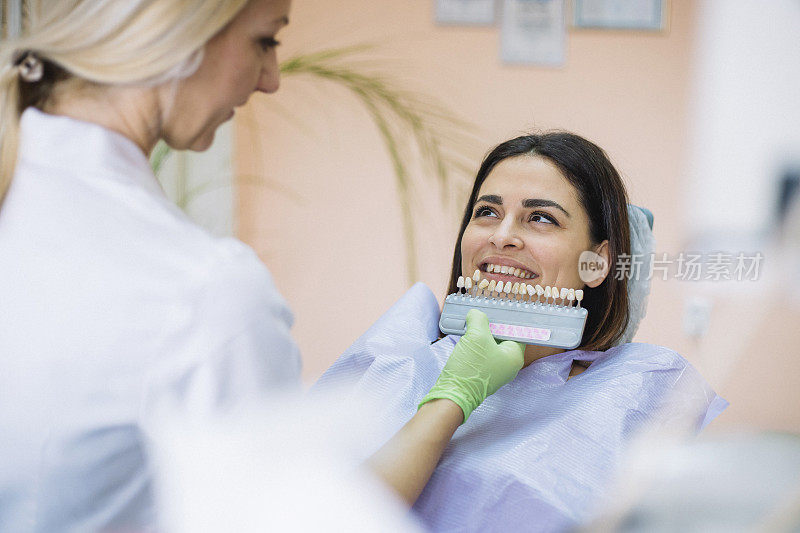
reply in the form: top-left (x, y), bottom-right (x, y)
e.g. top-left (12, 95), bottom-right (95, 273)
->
top-left (440, 270), bottom-right (587, 349)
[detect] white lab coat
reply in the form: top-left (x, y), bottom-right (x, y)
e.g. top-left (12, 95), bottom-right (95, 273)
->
top-left (0, 108), bottom-right (302, 531)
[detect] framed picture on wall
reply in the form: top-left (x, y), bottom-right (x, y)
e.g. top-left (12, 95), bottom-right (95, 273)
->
top-left (500, 0), bottom-right (566, 66)
top-left (435, 0), bottom-right (496, 26)
top-left (571, 0), bottom-right (667, 31)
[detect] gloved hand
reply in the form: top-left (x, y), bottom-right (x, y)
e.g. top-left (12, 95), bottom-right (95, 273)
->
top-left (419, 309), bottom-right (525, 423)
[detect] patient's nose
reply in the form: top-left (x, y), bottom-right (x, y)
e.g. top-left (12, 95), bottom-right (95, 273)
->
top-left (488, 221), bottom-right (523, 249)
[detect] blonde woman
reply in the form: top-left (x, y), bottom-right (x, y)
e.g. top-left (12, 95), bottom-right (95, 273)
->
top-left (0, 1), bottom-right (524, 530)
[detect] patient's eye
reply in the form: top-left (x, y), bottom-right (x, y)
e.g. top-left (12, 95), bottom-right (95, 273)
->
top-left (529, 211), bottom-right (558, 226)
top-left (473, 205), bottom-right (498, 219)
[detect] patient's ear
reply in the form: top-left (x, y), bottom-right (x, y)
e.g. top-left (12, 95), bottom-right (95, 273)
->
top-left (585, 240), bottom-right (610, 288)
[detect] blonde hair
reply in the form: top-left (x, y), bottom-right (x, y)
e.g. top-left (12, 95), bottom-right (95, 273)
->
top-left (0, 0), bottom-right (250, 209)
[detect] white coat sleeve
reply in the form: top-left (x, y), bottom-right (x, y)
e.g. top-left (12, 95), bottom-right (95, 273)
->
top-left (139, 240), bottom-right (302, 426)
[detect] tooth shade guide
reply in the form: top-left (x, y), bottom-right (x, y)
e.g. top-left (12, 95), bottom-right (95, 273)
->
top-left (464, 277), bottom-right (473, 294)
top-left (441, 285), bottom-right (589, 349)
top-left (575, 289), bottom-right (584, 308)
top-left (568, 288), bottom-right (575, 306)
top-left (473, 269), bottom-right (481, 282)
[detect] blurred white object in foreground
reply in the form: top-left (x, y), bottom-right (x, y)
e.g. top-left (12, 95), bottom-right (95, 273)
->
top-left (148, 389), bottom-right (421, 532)
top-left (585, 432), bottom-right (800, 532)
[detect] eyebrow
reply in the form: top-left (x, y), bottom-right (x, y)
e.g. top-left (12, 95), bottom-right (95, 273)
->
top-left (476, 194), bottom-right (571, 218)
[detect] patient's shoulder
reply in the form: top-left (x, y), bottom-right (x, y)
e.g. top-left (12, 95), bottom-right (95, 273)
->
top-left (595, 342), bottom-right (688, 370)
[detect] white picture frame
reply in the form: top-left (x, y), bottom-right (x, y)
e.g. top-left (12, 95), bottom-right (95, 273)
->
top-left (500, 0), bottom-right (566, 67)
top-left (571, 0), bottom-right (667, 31)
top-left (435, 0), bottom-right (496, 26)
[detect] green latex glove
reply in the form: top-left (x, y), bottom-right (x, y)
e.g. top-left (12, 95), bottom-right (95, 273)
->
top-left (419, 309), bottom-right (525, 423)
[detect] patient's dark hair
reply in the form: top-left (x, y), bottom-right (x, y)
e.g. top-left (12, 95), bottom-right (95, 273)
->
top-left (446, 132), bottom-right (631, 351)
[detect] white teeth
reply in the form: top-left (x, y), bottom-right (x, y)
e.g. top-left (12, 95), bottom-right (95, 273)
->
top-left (527, 284), bottom-right (535, 298)
top-left (512, 282), bottom-right (520, 295)
top-left (464, 277), bottom-right (473, 290)
top-left (457, 276), bottom-right (465, 290)
top-left (473, 269), bottom-right (480, 282)
top-left (485, 263), bottom-right (535, 280)
top-left (503, 281), bottom-right (512, 294)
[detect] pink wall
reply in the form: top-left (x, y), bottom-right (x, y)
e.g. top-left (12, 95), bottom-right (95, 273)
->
top-left (233, 1), bottom-right (799, 432)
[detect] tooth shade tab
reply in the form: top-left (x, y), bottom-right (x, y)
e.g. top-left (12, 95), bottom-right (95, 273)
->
top-left (575, 289), bottom-right (584, 307)
top-left (479, 279), bottom-right (490, 290)
top-left (512, 282), bottom-right (520, 295)
top-left (473, 269), bottom-right (481, 282)
top-left (464, 277), bottom-right (473, 290)
top-left (526, 284), bottom-right (535, 297)
top-left (503, 281), bottom-right (512, 294)
top-left (568, 288), bottom-right (575, 306)
top-left (488, 280), bottom-right (497, 293)
top-left (544, 286), bottom-right (552, 300)
top-left (457, 276), bottom-right (465, 290)
top-left (560, 287), bottom-right (568, 302)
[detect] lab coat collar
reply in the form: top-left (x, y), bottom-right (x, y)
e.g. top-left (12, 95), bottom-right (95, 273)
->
top-left (19, 107), bottom-right (166, 200)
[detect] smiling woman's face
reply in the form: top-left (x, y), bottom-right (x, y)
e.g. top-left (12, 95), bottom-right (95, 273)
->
top-left (460, 155), bottom-right (607, 293)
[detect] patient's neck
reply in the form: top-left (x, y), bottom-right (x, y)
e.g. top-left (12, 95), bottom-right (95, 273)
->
top-left (523, 344), bottom-right (565, 368)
